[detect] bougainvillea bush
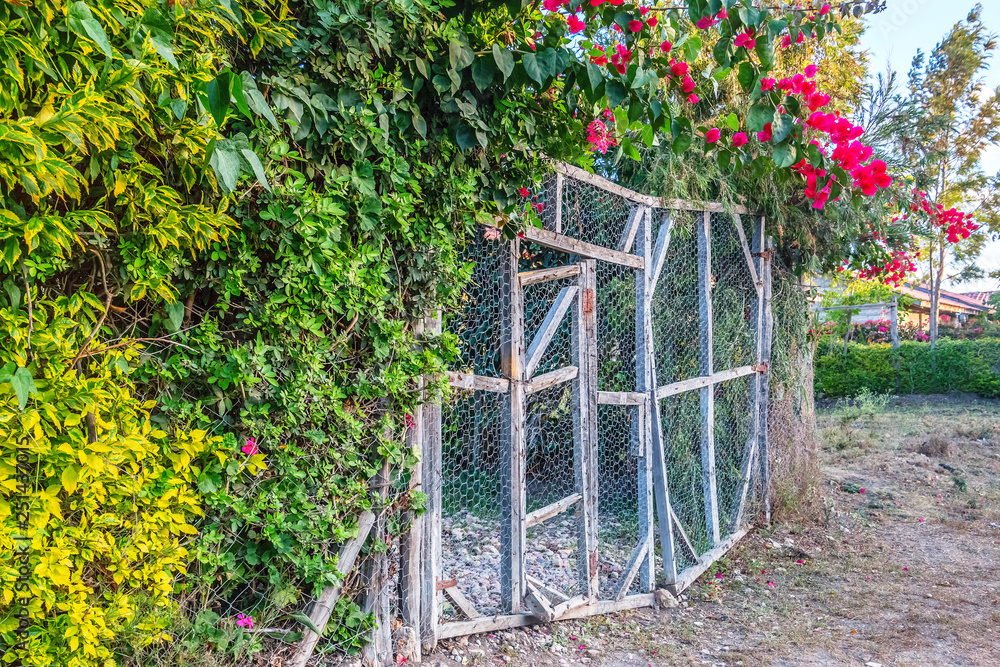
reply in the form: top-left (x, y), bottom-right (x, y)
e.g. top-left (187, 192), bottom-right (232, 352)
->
top-left (1, 0), bottom-right (910, 664)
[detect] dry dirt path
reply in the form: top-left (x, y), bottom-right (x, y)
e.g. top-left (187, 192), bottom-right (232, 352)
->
top-left (423, 394), bottom-right (1000, 667)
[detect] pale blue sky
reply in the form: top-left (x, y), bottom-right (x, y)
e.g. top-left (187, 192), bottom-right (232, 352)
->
top-left (858, 1), bottom-right (1000, 291)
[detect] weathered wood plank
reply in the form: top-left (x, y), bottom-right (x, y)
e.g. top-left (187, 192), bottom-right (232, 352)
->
top-left (760, 229), bottom-right (774, 524)
top-left (655, 365), bottom-right (756, 399)
top-left (525, 574), bottom-right (570, 604)
top-left (814, 302), bottom-right (894, 311)
top-left (501, 240), bottom-right (527, 614)
top-left (443, 585), bottom-right (482, 620)
top-left (637, 400), bottom-right (654, 591)
top-left (524, 581), bottom-right (555, 622)
top-left (519, 224), bottom-right (645, 269)
top-left (525, 285), bottom-right (578, 378)
top-left (666, 528), bottom-right (749, 596)
top-left (612, 536), bottom-right (649, 601)
top-left (289, 511), bottom-right (376, 667)
top-left (518, 264), bottom-right (580, 286)
top-left (649, 213), bottom-right (672, 290)
top-left (420, 312), bottom-right (443, 654)
top-left (551, 162), bottom-right (752, 214)
top-left (550, 594), bottom-right (589, 618)
top-left (447, 371), bottom-right (510, 393)
top-left (574, 259), bottom-right (600, 602)
top-left (437, 593), bottom-right (657, 639)
top-left (617, 206), bottom-right (642, 253)
top-left (698, 210), bottom-right (720, 547)
top-left (668, 499), bottom-right (700, 562)
top-left (524, 366), bottom-right (578, 394)
top-left (638, 207), bottom-right (677, 587)
top-left (524, 492), bottom-right (582, 528)
top-left (597, 390), bottom-right (646, 406)
top-left (399, 316), bottom-right (425, 654)
top-left (554, 173), bottom-right (563, 234)
top-left (732, 213), bottom-right (760, 288)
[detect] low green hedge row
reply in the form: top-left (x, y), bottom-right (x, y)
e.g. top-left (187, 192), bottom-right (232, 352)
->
top-left (814, 339), bottom-right (1000, 398)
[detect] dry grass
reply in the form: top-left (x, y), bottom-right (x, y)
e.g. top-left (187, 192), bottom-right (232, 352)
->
top-left (424, 394), bottom-right (1000, 667)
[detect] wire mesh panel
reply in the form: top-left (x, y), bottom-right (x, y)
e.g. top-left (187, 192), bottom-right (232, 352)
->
top-left (651, 211), bottom-right (701, 386)
top-left (560, 176), bottom-right (635, 248)
top-left (658, 390), bottom-right (707, 564)
top-left (711, 212), bottom-right (757, 371)
top-left (596, 403), bottom-right (642, 598)
top-left (714, 375), bottom-right (757, 528)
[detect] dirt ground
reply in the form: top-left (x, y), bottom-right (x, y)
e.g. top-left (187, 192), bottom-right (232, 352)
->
top-left (424, 394), bottom-right (1000, 667)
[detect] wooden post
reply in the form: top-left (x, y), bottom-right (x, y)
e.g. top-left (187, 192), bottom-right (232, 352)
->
top-left (759, 229), bottom-right (774, 524)
top-left (632, 399), bottom-right (654, 591)
top-left (573, 259), bottom-right (599, 602)
top-left (891, 295), bottom-right (900, 393)
top-left (501, 239), bottom-right (526, 613)
top-left (554, 173), bottom-right (564, 234)
top-left (363, 459), bottom-right (392, 667)
top-left (398, 319), bottom-right (425, 663)
top-left (419, 313), bottom-right (442, 654)
top-left (698, 210), bottom-right (720, 546)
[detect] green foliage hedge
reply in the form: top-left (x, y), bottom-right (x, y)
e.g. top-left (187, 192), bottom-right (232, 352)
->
top-left (814, 339), bottom-right (1000, 398)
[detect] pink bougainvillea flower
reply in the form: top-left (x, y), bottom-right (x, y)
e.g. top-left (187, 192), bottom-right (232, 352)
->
top-left (647, 16), bottom-right (658, 28)
top-left (903, 567), bottom-right (909, 571)
top-left (405, 413), bottom-right (416, 429)
top-left (687, 93), bottom-right (699, 104)
top-left (608, 0), bottom-right (624, 4)
top-left (734, 31), bottom-right (755, 49)
top-left (807, 93), bottom-right (831, 111)
top-left (590, 0), bottom-right (605, 4)
top-left (716, 7), bottom-right (728, 19)
top-left (543, 0), bottom-right (562, 10)
top-left (860, 488), bottom-right (866, 494)
top-left (760, 77), bottom-right (776, 91)
top-left (639, 5), bottom-right (649, 15)
top-left (681, 75), bottom-right (695, 92)
top-left (242, 437), bottom-right (259, 456)
top-left (670, 61), bottom-right (689, 77)
top-left (660, 40), bottom-right (672, 53)
top-left (567, 15), bottom-right (585, 32)
top-left (590, 46), bottom-right (608, 66)
top-left (757, 122), bottom-right (773, 142)
top-left (705, 128), bottom-right (720, 143)
top-left (696, 16), bottom-right (713, 29)
top-left (796, 31), bottom-right (806, 44)
top-left (767, 581), bottom-right (775, 587)
top-left (612, 23), bottom-right (622, 32)
top-left (781, 34), bottom-right (792, 48)
top-left (532, 202), bottom-right (545, 213)
top-left (731, 132), bottom-right (748, 148)
top-left (804, 64), bottom-right (818, 78)
top-left (518, 187), bottom-right (530, 197)
top-left (796, 559), bottom-right (805, 564)
top-left (628, 19), bottom-right (643, 32)
top-left (820, 3), bottom-right (832, 14)
top-left (236, 613), bottom-right (254, 629)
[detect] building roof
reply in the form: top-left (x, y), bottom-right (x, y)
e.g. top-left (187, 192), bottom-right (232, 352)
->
top-left (960, 290), bottom-right (998, 305)
top-left (897, 283), bottom-right (990, 314)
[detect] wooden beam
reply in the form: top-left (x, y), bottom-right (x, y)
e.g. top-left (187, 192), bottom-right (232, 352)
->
top-left (525, 286), bottom-right (578, 379)
top-left (443, 586), bottom-right (482, 621)
top-left (655, 366), bottom-right (756, 399)
top-left (289, 510), bottom-right (376, 667)
top-left (525, 575), bottom-right (570, 604)
top-left (617, 206), bottom-right (643, 253)
top-left (525, 492), bottom-right (582, 528)
top-left (554, 173), bottom-right (563, 234)
top-left (668, 498), bottom-right (700, 562)
top-left (760, 229), bottom-right (774, 524)
top-left (420, 312), bottom-right (443, 654)
top-left (551, 161), bottom-right (752, 214)
top-left (574, 259), bottom-right (600, 603)
top-left (698, 210), bottom-right (720, 547)
top-left (518, 264), bottom-right (580, 286)
top-left (519, 224), bottom-right (645, 269)
top-left (436, 593), bottom-right (658, 639)
top-left (612, 536), bottom-right (650, 601)
top-left (649, 213), bottom-right (672, 291)
top-left (447, 371), bottom-right (510, 393)
top-left (636, 401), bottom-right (654, 591)
top-left (666, 528), bottom-right (749, 596)
top-left (732, 213), bottom-right (760, 288)
top-left (814, 302), bottom-right (894, 311)
top-left (638, 207), bottom-right (677, 587)
top-left (500, 240), bottom-right (527, 614)
top-left (524, 365), bottom-right (578, 394)
top-left (524, 581), bottom-right (555, 622)
top-left (551, 594), bottom-right (589, 618)
top-left (399, 316), bottom-right (426, 654)
top-left (597, 390), bottom-right (646, 406)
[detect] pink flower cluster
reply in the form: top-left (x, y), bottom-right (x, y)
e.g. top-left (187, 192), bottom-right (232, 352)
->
top-left (586, 119), bottom-right (616, 153)
top-left (236, 613), bottom-right (254, 629)
top-left (908, 190), bottom-right (979, 242)
top-left (695, 7), bottom-right (728, 29)
top-left (242, 437), bottom-right (259, 456)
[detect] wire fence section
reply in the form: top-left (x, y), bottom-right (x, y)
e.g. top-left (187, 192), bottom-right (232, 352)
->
top-left (424, 164), bottom-right (771, 642)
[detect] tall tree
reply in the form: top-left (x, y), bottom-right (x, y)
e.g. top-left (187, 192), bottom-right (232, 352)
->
top-left (904, 4), bottom-right (1000, 345)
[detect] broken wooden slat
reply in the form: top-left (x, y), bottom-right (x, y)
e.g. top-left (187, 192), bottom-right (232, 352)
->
top-left (443, 586), bottom-right (482, 620)
top-left (524, 492), bottom-right (582, 528)
top-left (518, 264), bottom-right (581, 286)
top-left (525, 574), bottom-right (570, 603)
top-left (596, 390), bottom-right (646, 406)
top-left (666, 528), bottom-right (749, 597)
top-left (732, 213), bottom-right (760, 288)
top-left (447, 371), bottom-right (510, 393)
top-left (649, 213), bottom-right (672, 290)
top-left (617, 206), bottom-right (642, 253)
top-left (612, 536), bottom-right (650, 601)
top-left (524, 365), bottom-right (578, 395)
top-left (668, 501), bottom-right (700, 562)
top-left (524, 286), bottom-right (579, 379)
top-left (524, 580), bottom-right (555, 622)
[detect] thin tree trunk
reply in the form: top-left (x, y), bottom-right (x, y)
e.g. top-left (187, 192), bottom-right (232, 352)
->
top-left (928, 241), bottom-right (938, 349)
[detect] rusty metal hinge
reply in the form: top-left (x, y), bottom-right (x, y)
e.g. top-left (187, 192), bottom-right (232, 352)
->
top-left (582, 288), bottom-right (595, 314)
top-left (751, 249), bottom-right (774, 261)
top-left (753, 362), bottom-right (769, 374)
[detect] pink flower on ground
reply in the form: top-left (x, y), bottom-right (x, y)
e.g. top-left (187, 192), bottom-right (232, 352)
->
top-left (705, 128), bottom-right (720, 143)
top-left (731, 132), bottom-right (748, 148)
top-left (716, 572), bottom-right (723, 579)
top-left (567, 15), bottom-right (585, 32)
top-left (242, 437), bottom-right (259, 455)
top-left (903, 567), bottom-right (909, 571)
top-left (796, 559), bottom-right (805, 564)
top-left (236, 613), bottom-right (254, 629)
top-left (860, 488), bottom-right (866, 494)
top-left (767, 581), bottom-right (775, 587)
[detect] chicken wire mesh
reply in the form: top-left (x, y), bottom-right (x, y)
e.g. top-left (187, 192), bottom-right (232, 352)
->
top-left (434, 171), bottom-right (767, 629)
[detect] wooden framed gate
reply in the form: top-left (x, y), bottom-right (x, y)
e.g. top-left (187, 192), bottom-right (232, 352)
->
top-left (403, 163), bottom-right (773, 650)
